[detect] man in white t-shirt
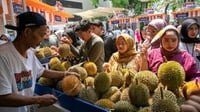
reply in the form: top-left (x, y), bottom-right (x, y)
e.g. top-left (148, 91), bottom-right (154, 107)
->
top-left (0, 12), bottom-right (79, 112)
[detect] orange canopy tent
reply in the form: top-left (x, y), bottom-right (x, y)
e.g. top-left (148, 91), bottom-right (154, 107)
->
top-left (12, 0), bottom-right (74, 18)
top-left (54, 10), bottom-right (74, 18)
top-left (171, 7), bottom-right (200, 19)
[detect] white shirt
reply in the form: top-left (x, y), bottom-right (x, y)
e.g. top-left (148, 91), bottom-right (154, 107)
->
top-left (179, 42), bottom-right (200, 68)
top-left (0, 42), bottom-right (45, 112)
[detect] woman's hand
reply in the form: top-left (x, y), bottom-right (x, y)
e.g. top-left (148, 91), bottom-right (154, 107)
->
top-left (102, 63), bottom-right (110, 72)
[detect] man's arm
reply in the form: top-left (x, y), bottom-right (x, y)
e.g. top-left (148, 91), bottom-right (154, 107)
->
top-left (0, 93), bottom-right (57, 107)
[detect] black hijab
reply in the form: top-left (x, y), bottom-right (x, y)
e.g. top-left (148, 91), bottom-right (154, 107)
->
top-left (180, 18), bottom-right (200, 43)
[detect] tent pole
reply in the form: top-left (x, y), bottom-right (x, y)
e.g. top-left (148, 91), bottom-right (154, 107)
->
top-left (22, 0), bottom-right (27, 12)
top-left (8, 0), bottom-right (16, 36)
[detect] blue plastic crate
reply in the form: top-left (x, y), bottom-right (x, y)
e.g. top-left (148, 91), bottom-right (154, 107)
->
top-left (34, 84), bottom-right (110, 112)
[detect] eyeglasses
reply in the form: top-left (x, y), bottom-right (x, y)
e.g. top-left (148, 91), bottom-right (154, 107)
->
top-left (146, 29), bottom-right (158, 34)
top-left (116, 42), bottom-right (126, 46)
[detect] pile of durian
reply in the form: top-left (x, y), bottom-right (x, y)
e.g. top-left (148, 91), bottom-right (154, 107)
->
top-left (35, 45), bottom-right (200, 112)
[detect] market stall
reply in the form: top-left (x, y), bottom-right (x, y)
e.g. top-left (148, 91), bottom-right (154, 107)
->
top-left (134, 13), bottom-right (167, 24)
top-left (6, 0), bottom-right (74, 24)
top-left (171, 7), bottom-right (200, 24)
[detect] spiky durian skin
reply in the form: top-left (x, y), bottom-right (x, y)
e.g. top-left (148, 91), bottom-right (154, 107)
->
top-left (94, 72), bottom-right (112, 94)
top-left (83, 61), bottom-right (97, 76)
top-left (38, 77), bottom-right (54, 87)
top-left (153, 89), bottom-right (177, 104)
top-left (123, 68), bottom-right (137, 87)
top-left (95, 99), bottom-right (115, 109)
top-left (102, 86), bottom-right (121, 103)
top-left (43, 47), bottom-right (52, 57)
top-left (134, 70), bottom-right (159, 93)
top-left (138, 107), bottom-right (151, 112)
top-left (61, 61), bottom-right (72, 70)
top-left (129, 81), bottom-right (150, 107)
top-left (113, 100), bottom-right (138, 112)
top-left (120, 88), bottom-right (130, 102)
top-left (35, 50), bottom-right (45, 59)
top-left (58, 43), bottom-right (70, 58)
top-left (49, 57), bottom-right (61, 69)
top-left (78, 86), bottom-right (99, 103)
top-left (157, 61), bottom-right (185, 90)
top-left (69, 66), bottom-right (88, 81)
top-left (151, 99), bottom-right (180, 112)
top-left (109, 71), bottom-right (123, 88)
top-left (62, 75), bottom-right (82, 96)
top-left (84, 76), bottom-right (95, 87)
top-left (51, 63), bottom-right (66, 71)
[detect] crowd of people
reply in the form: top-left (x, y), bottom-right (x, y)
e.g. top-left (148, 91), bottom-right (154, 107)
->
top-left (0, 11), bottom-right (200, 112)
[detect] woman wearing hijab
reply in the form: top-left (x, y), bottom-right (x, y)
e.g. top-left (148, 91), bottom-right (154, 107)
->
top-left (141, 19), bottom-right (167, 51)
top-left (146, 25), bottom-right (199, 81)
top-left (103, 34), bottom-right (144, 72)
top-left (179, 18), bottom-right (200, 68)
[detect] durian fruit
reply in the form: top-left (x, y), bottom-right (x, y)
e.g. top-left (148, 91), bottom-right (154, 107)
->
top-left (38, 77), bottom-right (54, 87)
top-left (113, 100), bottom-right (138, 112)
top-left (101, 86), bottom-right (121, 103)
top-left (134, 70), bottom-right (159, 93)
top-left (43, 47), bottom-right (52, 57)
top-left (177, 96), bottom-right (186, 106)
top-left (78, 86), bottom-right (99, 103)
top-left (35, 50), bottom-right (45, 59)
top-left (151, 99), bottom-right (180, 112)
top-left (95, 98), bottom-right (115, 110)
top-left (182, 77), bottom-right (200, 99)
top-left (138, 107), bottom-right (151, 112)
top-left (49, 57), bottom-right (61, 69)
top-left (58, 43), bottom-right (70, 58)
top-left (69, 66), bottom-right (88, 81)
top-left (120, 87), bottom-right (130, 102)
top-left (62, 75), bottom-right (82, 96)
top-left (84, 76), bottom-right (95, 87)
top-left (83, 61), bottom-right (97, 76)
top-left (55, 79), bottom-right (63, 91)
top-left (151, 87), bottom-right (180, 112)
top-left (153, 87), bottom-right (177, 104)
top-left (94, 72), bottom-right (112, 94)
top-left (157, 61), bottom-right (185, 91)
top-left (122, 68), bottom-right (137, 88)
top-left (50, 48), bottom-right (57, 56)
top-left (129, 79), bottom-right (150, 107)
top-left (51, 63), bottom-right (66, 71)
top-left (109, 71), bottom-right (123, 88)
top-left (61, 61), bottom-right (72, 70)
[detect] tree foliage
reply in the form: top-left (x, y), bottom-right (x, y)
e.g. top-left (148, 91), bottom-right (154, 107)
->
top-left (91, 0), bottom-right (99, 8)
top-left (90, 0), bottom-right (200, 17)
top-left (111, 0), bottom-right (129, 8)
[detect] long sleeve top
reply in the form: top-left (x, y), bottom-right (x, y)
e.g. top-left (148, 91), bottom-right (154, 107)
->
top-left (70, 34), bottom-right (105, 72)
top-left (148, 48), bottom-right (200, 81)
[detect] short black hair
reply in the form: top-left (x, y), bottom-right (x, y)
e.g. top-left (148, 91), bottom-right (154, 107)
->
top-left (91, 19), bottom-right (103, 27)
top-left (74, 19), bottom-right (91, 32)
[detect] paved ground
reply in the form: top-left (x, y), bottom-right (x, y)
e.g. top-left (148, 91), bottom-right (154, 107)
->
top-left (35, 103), bottom-right (70, 112)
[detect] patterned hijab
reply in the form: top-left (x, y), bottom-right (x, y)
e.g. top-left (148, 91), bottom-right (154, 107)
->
top-left (180, 18), bottom-right (200, 43)
top-left (113, 34), bottom-right (138, 64)
top-left (158, 25), bottom-right (181, 58)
